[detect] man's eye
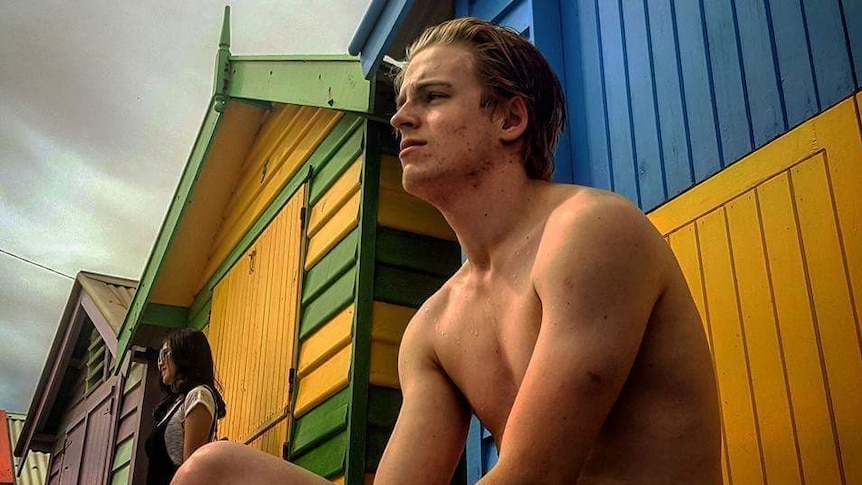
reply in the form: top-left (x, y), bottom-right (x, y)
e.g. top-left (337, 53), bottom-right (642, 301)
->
top-left (427, 92), bottom-right (446, 101)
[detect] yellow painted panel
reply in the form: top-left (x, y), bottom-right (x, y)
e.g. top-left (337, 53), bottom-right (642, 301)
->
top-left (725, 192), bottom-right (802, 485)
top-left (305, 190), bottom-right (361, 270)
top-left (199, 106), bottom-right (341, 289)
top-left (667, 224), bottom-right (711, 349)
top-left (371, 301), bottom-right (415, 345)
top-left (697, 209), bottom-right (765, 485)
top-left (757, 173), bottom-right (843, 484)
top-left (370, 340), bottom-right (400, 389)
top-left (295, 344), bottom-right (352, 417)
top-left (308, 158), bottom-right (362, 238)
top-left (209, 187), bottom-right (306, 450)
top-left (650, 95), bottom-right (862, 485)
top-left (377, 155), bottom-right (456, 241)
top-left (791, 155), bottom-right (862, 484)
top-left (298, 305), bottom-right (354, 378)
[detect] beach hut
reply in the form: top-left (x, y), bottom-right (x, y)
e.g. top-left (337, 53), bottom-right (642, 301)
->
top-left (114, 7), bottom-right (461, 484)
top-left (13, 272), bottom-right (158, 485)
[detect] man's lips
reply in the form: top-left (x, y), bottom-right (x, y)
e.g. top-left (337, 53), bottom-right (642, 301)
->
top-left (400, 139), bottom-right (426, 153)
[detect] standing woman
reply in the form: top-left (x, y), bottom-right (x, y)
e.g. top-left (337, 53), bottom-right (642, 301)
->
top-left (145, 328), bottom-right (226, 484)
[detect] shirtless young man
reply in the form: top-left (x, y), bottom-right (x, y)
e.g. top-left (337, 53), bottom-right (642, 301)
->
top-left (173, 18), bottom-right (722, 484)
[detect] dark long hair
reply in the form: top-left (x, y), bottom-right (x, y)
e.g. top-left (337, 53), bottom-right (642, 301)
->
top-left (154, 328), bottom-right (227, 421)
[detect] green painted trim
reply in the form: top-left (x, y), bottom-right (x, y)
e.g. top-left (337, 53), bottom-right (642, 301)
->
top-left (188, 114), bottom-right (365, 319)
top-left (375, 227), bottom-right (461, 278)
top-left (299, 266), bottom-right (356, 341)
top-left (302, 228), bottom-right (359, 305)
top-left (309, 123), bottom-right (365, 205)
top-left (364, 387), bottom-right (402, 473)
top-left (228, 57), bottom-right (371, 113)
top-left (290, 388), bottom-right (350, 458)
top-left (110, 463), bottom-right (131, 485)
top-left (292, 429), bottom-right (348, 479)
top-left (373, 264), bottom-right (450, 309)
top-left (139, 303), bottom-right (188, 329)
top-left (188, 299), bottom-right (211, 330)
top-left (231, 54), bottom-right (359, 62)
top-left (346, 120), bottom-right (380, 485)
top-left (116, 100), bottom-right (224, 365)
top-left (213, 6), bottom-right (231, 112)
top-left (112, 438), bottom-right (135, 471)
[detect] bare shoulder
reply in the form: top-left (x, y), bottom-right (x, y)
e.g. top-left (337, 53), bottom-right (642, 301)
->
top-left (536, 186), bottom-right (668, 271)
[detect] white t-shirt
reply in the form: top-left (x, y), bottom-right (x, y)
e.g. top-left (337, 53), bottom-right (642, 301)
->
top-left (163, 385), bottom-right (216, 465)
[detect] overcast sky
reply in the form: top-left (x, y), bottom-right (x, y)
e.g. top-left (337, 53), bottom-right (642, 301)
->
top-left (0, 0), bottom-right (371, 413)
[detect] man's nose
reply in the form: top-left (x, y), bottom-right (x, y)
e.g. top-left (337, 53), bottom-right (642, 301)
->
top-left (390, 103), bottom-right (417, 132)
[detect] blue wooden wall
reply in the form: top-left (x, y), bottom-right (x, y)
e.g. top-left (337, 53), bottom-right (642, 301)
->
top-left (564, 0), bottom-right (862, 211)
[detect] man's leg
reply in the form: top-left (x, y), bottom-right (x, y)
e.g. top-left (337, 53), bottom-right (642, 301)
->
top-left (172, 441), bottom-right (332, 485)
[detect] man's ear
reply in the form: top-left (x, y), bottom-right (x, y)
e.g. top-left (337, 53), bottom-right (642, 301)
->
top-left (498, 96), bottom-right (528, 143)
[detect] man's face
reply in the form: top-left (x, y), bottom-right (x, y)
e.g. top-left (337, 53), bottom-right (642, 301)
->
top-left (391, 44), bottom-right (501, 197)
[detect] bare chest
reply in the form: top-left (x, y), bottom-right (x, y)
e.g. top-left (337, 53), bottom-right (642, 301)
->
top-left (431, 282), bottom-right (543, 439)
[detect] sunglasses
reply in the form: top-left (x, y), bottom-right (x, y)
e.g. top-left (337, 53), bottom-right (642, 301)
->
top-left (158, 347), bottom-right (171, 366)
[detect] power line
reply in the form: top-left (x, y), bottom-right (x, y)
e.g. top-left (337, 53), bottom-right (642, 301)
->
top-left (0, 247), bottom-right (75, 280)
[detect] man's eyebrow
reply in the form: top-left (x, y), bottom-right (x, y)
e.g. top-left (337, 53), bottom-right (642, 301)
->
top-left (396, 81), bottom-right (453, 108)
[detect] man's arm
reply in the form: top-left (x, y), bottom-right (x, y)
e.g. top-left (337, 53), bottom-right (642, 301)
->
top-left (375, 312), bottom-right (471, 484)
top-left (480, 195), bottom-right (666, 483)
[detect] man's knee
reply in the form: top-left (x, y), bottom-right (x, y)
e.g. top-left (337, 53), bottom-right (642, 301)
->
top-left (172, 441), bottom-right (242, 484)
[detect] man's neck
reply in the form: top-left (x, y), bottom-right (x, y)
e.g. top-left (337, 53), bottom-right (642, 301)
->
top-left (425, 163), bottom-right (547, 270)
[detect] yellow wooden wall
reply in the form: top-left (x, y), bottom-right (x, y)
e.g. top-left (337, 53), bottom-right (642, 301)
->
top-left (198, 104), bottom-right (342, 292)
top-left (208, 186), bottom-right (306, 456)
top-left (377, 154), bottom-right (456, 242)
top-left (649, 95), bottom-right (862, 485)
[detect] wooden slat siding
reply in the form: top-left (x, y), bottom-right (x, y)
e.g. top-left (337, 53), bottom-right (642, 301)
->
top-left (725, 194), bottom-right (801, 485)
top-left (299, 266), bottom-right (356, 340)
top-left (698, 209), bottom-right (765, 485)
top-left (735, 0), bottom-right (784, 147)
top-left (673, 0), bottom-right (722, 184)
top-left (623, 0), bottom-right (666, 209)
top-left (598, 0), bottom-right (639, 205)
top-left (302, 229), bottom-right (359, 306)
top-left (557, 1), bottom-right (860, 213)
top-left (646, 0), bottom-right (693, 198)
top-left (377, 155), bottom-right (456, 241)
top-left (703, 0), bottom-right (754, 166)
top-left (309, 126), bottom-right (365, 206)
top-left (369, 341), bottom-right (400, 389)
top-left (373, 265), bottom-right (450, 309)
top-left (371, 301), bottom-right (415, 345)
top-left (305, 190), bottom-right (361, 270)
top-left (199, 106), bottom-right (342, 289)
top-left (307, 158), bottom-right (362, 239)
top-left (290, 389), bottom-right (350, 458)
top-left (365, 387), bottom-right (402, 473)
top-left (792, 154), bottom-right (862, 484)
top-left (846, 0), bottom-right (862, 84)
top-left (759, 172), bottom-right (842, 484)
top-left (375, 227), bottom-right (462, 279)
top-left (569, 0), bottom-right (612, 190)
top-left (367, 302), bottom-right (415, 389)
top-left (292, 430), bottom-right (348, 479)
top-left (110, 438), bottom-right (134, 483)
top-left (294, 344), bottom-right (352, 418)
top-left (802, 0), bottom-right (854, 110)
top-left (648, 95), bottom-right (862, 484)
top-left (209, 188), bottom-right (305, 455)
top-left (298, 305), bottom-right (354, 379)
top-left (768, 0), bottom-right (818, 128)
